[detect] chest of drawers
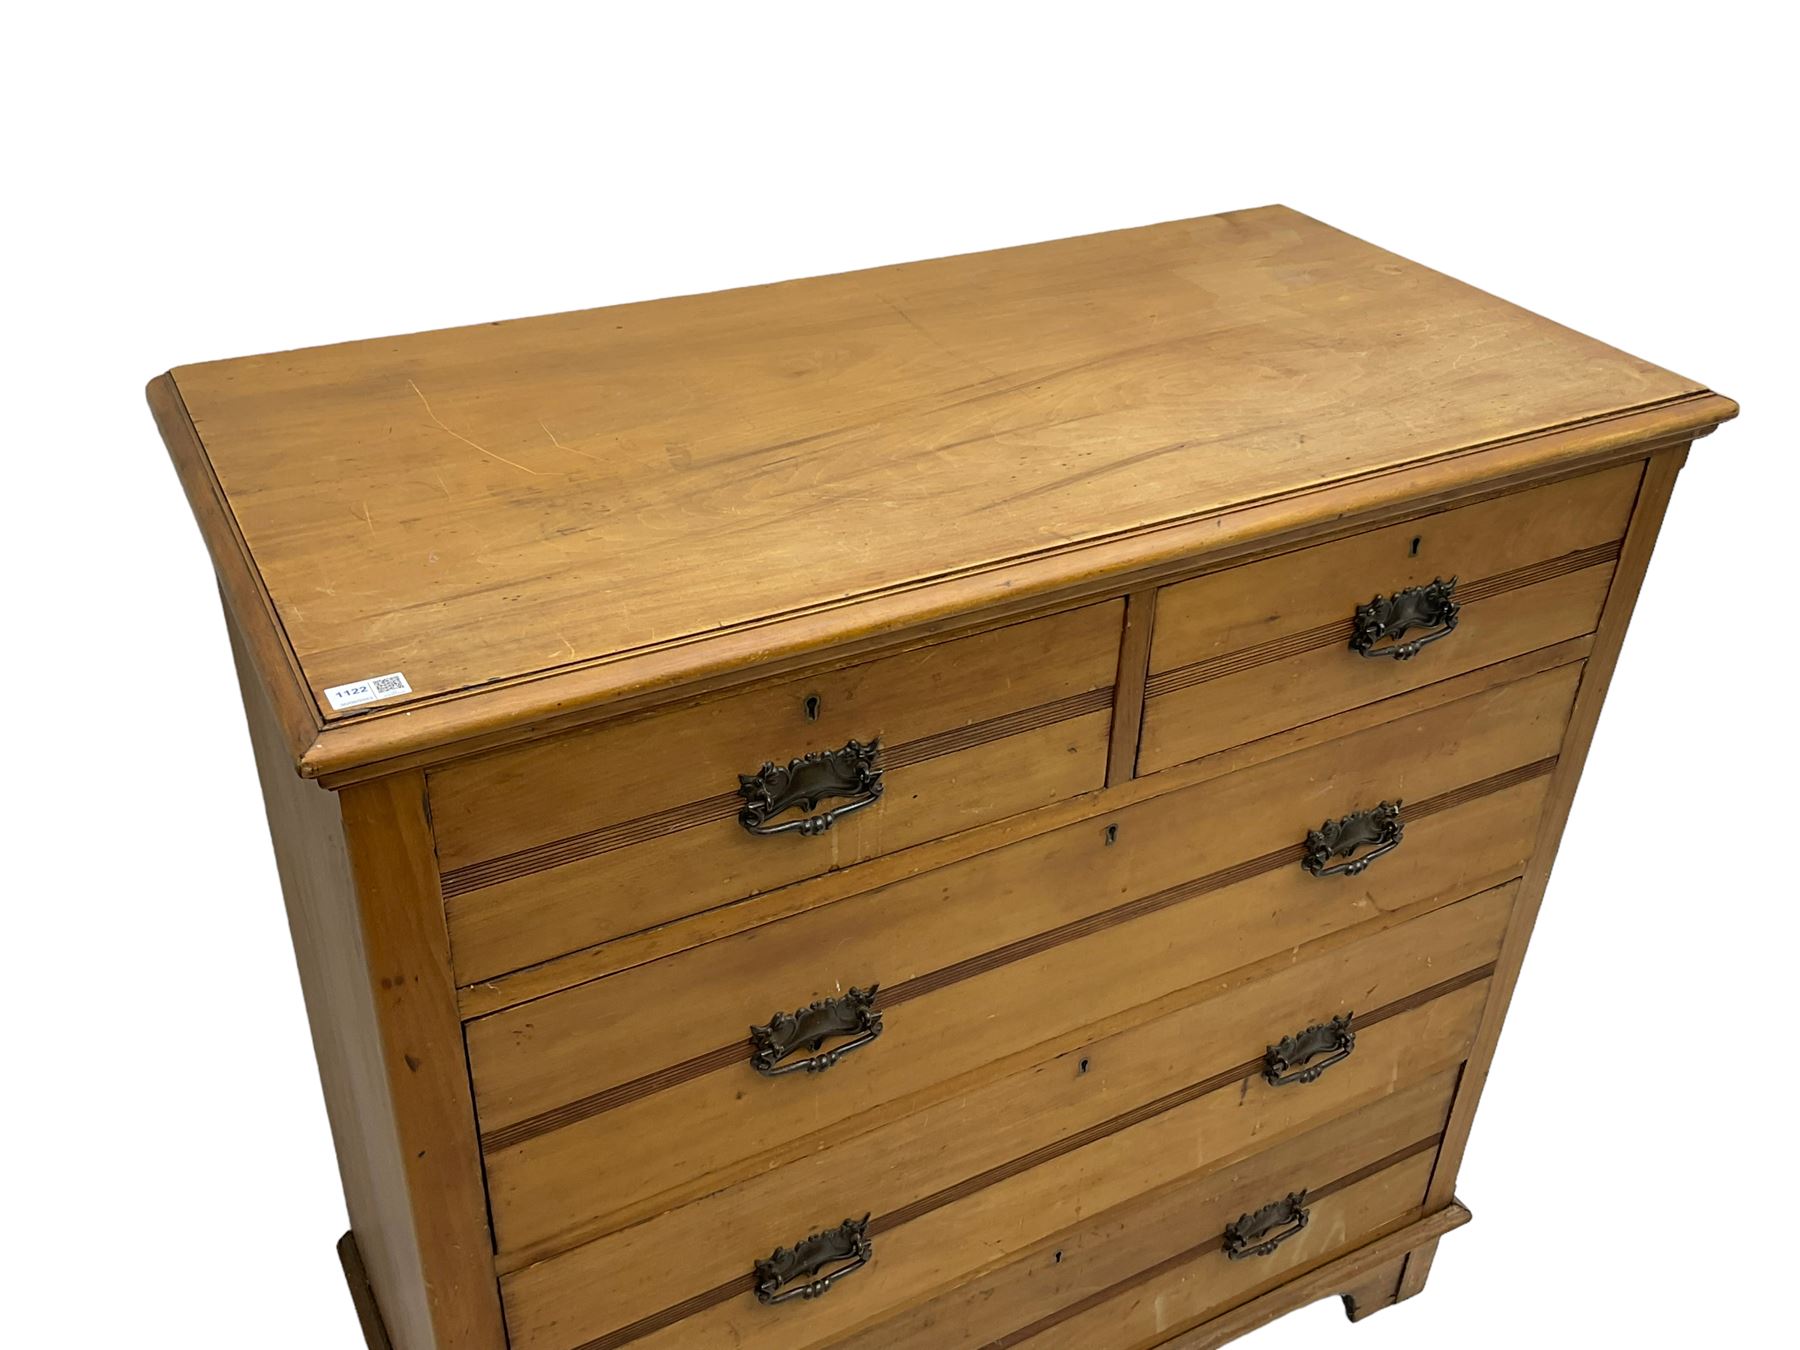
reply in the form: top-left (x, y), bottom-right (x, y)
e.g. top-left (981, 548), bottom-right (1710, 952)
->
top-left (151, 206), bottom-right (1735, 1350)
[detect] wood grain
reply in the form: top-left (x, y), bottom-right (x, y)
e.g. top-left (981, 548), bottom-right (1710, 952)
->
top-left (1147, 461), bottom-right (1638, 673)
top-left (997, 1153), bottom-right (1440, 1349)
top-left (1400, 443), bottom-right (1691, 1298)
top-left (454, 637), bottom-right (1593, 1018)
top-left (431, 603), bottom-right (1121, 980)
top-left (507, 989), bottom-right (1485, 1350)
top-left (1106, 589), bottom-right (1157, 784)
top-left (154, 208), bottom-right (1735, 781)
top-left (1138, 461), bottom-right (1638, 772)
top-left (642, 1071), bottom-right (1461, 1350)
top-left (470, 664), bottom-right (1575, 1130)
top-left (1142, 563), bottom-right (1614, 774)
top-left (491, 880), bottom-right (1511, 1304)
top-left (470, 668), bottom-right (1572, 1263)
top-left (227, 613), bottom-right (506, 1350)
top-left (157, 212), bottom-right (1738, 1350)
top-left (430, 601), bottom-right (1122, 869)
top-left (1157, 1202), bottom-right (1471, 1349)
top-left (523, 1056), bottom-right (1467, 1350)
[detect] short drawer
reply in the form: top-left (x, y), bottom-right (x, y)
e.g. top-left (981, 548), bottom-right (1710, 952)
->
top-left (1138, 461), bottom-right (1641, 776)
top-left (495, 882), bottom-right (1507, 1348)
top-left (466, 661), bottom-right (1579, 1265)
top-left (430, 600), bottom-right (1124, 983)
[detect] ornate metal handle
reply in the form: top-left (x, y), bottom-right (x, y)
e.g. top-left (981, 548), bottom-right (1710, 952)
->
top-left (738, 739), bottom-right (884, 837)
top-left (1264, 1014), bottom-right (1355, 1086)
top-left (750, 986), bottom-right (883, 1077)
top-left (1350, 576), bottom-right (1460, 660)
top-left (755, 1215), bottom-right (873, 1305)
top-left (1303, 801), bottom-right (1403, 878)
top-left (1224, 1191), bottom-right (1311, 1261)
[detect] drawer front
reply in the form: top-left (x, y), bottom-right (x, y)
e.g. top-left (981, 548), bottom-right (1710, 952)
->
top-left (431, 601), bottom-right (1124, 983)
top-left (468, 661), bottom-right (1578, 1262)
top-left (496, 882), bottom-right (1509, 1347)
top-left (847, 1085), bottom-right (1450, 1350)
top-left (509, 1065), bottom-right (1463, 1350)
top-left (1138, 462), bottom-right (1640, 775)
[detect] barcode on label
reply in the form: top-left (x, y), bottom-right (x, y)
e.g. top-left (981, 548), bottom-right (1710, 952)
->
top-left (323, 671), bottom-right (414, 711)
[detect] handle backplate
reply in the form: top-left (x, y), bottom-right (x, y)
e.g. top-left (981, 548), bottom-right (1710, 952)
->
top-left (754, 1215), bottom-right (873, 1305)
top-left (1264, 1013), bottom-right (1356, 1086)
top-left (1303, 801), bottom-right (1404, 878)
top-left (750, 985), bottom-right (883, 1077)
top-left (738, 739), bottom-right (883, 837)
top-left (1224, 1191), bottom-right (1311, 1261)
top-left (1350, 576), bottom-right (1460, 660)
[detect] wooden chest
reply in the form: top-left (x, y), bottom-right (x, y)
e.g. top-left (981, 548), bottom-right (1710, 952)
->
top-left (151, 206), bottom-right (1735, 1350)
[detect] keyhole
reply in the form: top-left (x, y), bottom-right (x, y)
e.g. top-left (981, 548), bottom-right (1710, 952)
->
top-left (1409, 536), bottom-right (1422, 557)
top-left (804, 694), bottom-right (821, 721)
top-left (1078, 1056), bottom-right (1091, 1075)
top-left (1053, 1250), bottom-right (1064, 1264)
top-left (1104, 824), bottom-right (1118, 846)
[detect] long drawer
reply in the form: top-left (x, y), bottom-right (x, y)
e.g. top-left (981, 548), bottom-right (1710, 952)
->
top-left (431, 600), bottom-right (1124, 983)
top-left (835, 1078), bottom-right (1453, 1350)
top-left (1138, 461), bottom-right (1639, 775)
top-left (496, 881), bottom-right (1509, 1348)
top-left (467, 661), bottom-right (1579, 1261)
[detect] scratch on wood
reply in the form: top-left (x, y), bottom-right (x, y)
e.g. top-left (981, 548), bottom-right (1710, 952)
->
top-left (539, 419), bottom-right (602, 463)
top-left (871, 289), bottom-right (1002, 380)
top-left (407, 379), bottom-right (545, 476)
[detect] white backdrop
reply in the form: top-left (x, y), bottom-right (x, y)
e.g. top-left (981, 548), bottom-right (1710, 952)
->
top-left (5, 5), bottom-right (1792, 1346)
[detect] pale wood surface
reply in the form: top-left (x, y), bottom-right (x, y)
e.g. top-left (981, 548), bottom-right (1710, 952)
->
top-left (506, 993), bottom-right (1482, 1349)
top-left (160, 210), bottom-right (1738, 1350)
top-left (469, 667), bottom-right (1572, 1262)
top-left (430, 602), bottom-right (1121, 869)
top-left (1403, 444), bottom-right (1692, 1289)
top-left (452, 715), bottom-right (1110, 983)
top-left (430, 601), bottom-right (1121, 980)
top-left (665, 1070), bottom-right (1461, 1350)
top-left (1154, 1203), bottom-right (1471, 1350)
top-left (155, 207), bottom-right (1734, 780)
top-left (1007, 1155), bottom-right (1439, 1349)
top-left (1146, 461), bottom-right (1638, 673)
top-left (228, 615), bottom-right (506, 1350)
top-left (498, 881), bottom-right (1509, 1311)
top-left (456, 637), bottom-right (1593, 1018)
top-left (470, 663), bottom-right (1575, 1125)
top-left (1139, 462), bottom-right (1637, 773)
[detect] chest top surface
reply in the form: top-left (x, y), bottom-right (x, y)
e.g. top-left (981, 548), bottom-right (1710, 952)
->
top-left (154, 205), bottom-right (1733, 778)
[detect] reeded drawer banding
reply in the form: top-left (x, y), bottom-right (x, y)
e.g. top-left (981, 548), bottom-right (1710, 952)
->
top-left (432, 601), bottom-right (1125, 983)
top-left (500, 967), bottom-right (1483, 1350)
top-left (878, 1144), bottom-right (1440, 1350)
top-left (467, 663), bottom-right (1578, 1263)
top-left (492, 879), bottom-right (1513, 1338)
top-left (1138, 461), bottom-right (1640, 775)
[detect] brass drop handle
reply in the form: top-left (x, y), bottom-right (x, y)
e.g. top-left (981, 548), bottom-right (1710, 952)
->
top-left (1350, 576), bottom-right (1460, 660)
top-left (755, 1215), bottom-right (873, 1305)
top-left (738, 739), bottom-right (884, 837)
top-left (1302, 801), bottom-right (1403, 878)
top-left (750, 986), bottom-right (883, 1077)
top-left (1263, 1014), bottom-right (1355, 1086)
top-left (1223, 1191), bottom-right (1311, 1261)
